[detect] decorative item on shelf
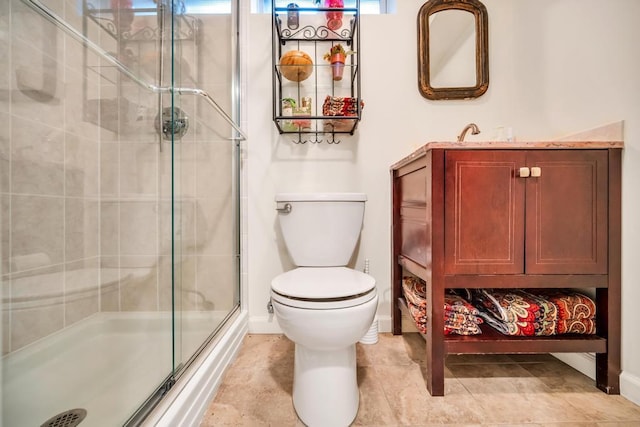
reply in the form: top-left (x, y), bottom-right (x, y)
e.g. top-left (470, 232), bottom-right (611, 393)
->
top-left (322, 0), bottom-right (344, 30)
top-left (322, 95), bottom-right (363, 132)
top-left (279, 50), bottom-right (314, 82)
top-left (323, 43), bottom-right (353, 81)
top-left (282, 98), bottom-right (297, 131)
top-left (110, 0), bottom-right (134, 33)
top-left (292, 96), bottom-right (312, 131)
top-left (286, 3), bottom-right (299, 30)
top-left (281, 97), bottom-right (312, 131)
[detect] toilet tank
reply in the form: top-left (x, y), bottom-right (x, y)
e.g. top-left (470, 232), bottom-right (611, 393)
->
top-left (276, 193), bottom-right (366, 267)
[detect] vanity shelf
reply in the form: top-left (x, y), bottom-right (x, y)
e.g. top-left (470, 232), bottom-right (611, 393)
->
top-left (396, 296), bottom-right (608, 354)
top-left (390, 141), bottom-right (623, 396)
top-left (272, 1), bottom-right (362, 143)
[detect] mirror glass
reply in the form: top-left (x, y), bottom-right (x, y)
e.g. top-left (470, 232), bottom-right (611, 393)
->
top-left (418, 0), bottom-right (489, 100)
top-left (429, 10), bottom-right (476, 88)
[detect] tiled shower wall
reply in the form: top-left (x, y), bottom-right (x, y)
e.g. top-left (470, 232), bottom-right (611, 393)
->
top-left (1, 0), bottom-right (103, 354)
top-left (1, 0), bottom-right (237, 355)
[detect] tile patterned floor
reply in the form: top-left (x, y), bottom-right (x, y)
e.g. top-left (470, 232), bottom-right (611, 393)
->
top-left (200, 333), bottom-right (640, 426)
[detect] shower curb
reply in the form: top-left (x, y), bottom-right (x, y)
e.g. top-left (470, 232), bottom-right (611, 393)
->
top-left (142, 311), bottom-right (249, 426)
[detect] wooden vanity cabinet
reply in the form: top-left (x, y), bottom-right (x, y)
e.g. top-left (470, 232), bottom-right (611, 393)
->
top-left (445, 149), bottom-right (608, 276)
top-left (391, 143), bottom-right (622, 397)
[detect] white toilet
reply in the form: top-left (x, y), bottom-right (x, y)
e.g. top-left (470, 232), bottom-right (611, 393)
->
top-left (271, 193), bottom-right (378, 427)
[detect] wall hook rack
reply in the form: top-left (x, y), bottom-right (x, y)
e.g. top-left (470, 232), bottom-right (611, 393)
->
top-left (327, 134), bottom-right (341, 144)
top-left (290, 134), bottom-right (341, 144)
top-left (272, 1), bottom-right (361, 143)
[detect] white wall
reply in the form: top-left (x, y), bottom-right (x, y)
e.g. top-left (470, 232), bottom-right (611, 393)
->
top-left (244, 0), bottom-right (640, 403)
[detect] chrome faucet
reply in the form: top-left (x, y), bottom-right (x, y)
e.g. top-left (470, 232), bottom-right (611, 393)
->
top-left (457, 123), bottom-right (481, 142)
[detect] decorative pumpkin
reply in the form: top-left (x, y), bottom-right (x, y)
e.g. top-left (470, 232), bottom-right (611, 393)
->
top-left (279, 50), bottom-right (313, 82)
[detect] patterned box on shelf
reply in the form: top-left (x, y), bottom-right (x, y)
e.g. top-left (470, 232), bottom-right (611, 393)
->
top-left (322, 96), bottom-right (363, 132)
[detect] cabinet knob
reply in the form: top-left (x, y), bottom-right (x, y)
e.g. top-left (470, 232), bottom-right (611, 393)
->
top-left (531, 167), bottom-right (542, 177)
top-left (518, 167), bottom-right (530, 178)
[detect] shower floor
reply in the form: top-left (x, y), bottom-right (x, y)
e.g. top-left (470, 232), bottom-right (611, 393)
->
top-left (2, 311), bottom-right (229, 427)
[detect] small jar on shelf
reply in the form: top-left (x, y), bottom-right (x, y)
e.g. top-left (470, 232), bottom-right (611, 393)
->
top-left (292, 96), bottom-right (312, 131)
top-left (322, 0), bottom-right (344, 30)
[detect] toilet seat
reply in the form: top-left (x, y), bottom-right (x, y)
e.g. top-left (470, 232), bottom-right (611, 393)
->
top-left (271, 267), bottom-right (376, 309)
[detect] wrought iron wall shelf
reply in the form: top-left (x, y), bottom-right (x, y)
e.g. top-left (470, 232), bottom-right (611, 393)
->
top-left (85, 4), bottom-right (200, 42)
top-left (81, 1), bottom-right (202, 134)
top-left (272, 1), bottom-right (362, 144)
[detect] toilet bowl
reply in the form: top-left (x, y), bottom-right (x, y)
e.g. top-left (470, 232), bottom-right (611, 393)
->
top-left (271, 193), bottom-right (377, 426)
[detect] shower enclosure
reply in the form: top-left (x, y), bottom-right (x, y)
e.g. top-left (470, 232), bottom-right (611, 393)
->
top-left (1, 0), bottom-right (245, 425)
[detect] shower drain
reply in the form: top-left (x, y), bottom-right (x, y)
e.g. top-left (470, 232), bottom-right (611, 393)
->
top-left (41, 408), bottom-right (87, 427)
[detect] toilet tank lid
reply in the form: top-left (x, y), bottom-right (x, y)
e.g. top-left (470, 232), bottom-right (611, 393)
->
top-left (275, 192), bottom-right (366, 202)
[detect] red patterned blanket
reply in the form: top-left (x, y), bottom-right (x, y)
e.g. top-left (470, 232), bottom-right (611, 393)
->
top-left (402, 277), bottom-right (482, 335)
top-left (472, 289), bottom-right (596, 336)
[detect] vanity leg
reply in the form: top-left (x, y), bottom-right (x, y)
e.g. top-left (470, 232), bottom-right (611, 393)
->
top-left (596, 288), bottom-right (620, 394)
top-left (391, 168), bottom-right (403, 336)
top-left (426, 278), bottom-right (445, 396)
top-left (596, 149), bottom-right (621, 394)
top-left (392, 261), bottom-right (403, 335)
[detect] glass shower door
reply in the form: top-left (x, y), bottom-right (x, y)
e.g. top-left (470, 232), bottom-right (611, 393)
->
top-left (84, 0), bottom-right (175, 423)
top-left (169, 0), bottom-right (242, 377)
top-left (1, 0), bottom-right (175, 425)
top-left (1, 0), bottom-right (243, 425)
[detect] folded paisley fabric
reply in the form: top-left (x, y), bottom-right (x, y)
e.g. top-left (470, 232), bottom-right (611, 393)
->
top-left (444, 310), bottom-right (483, 335)
top-left (407, 301), bottom-right (426, 324)
top-left (471, 289), bottom-right (558, 323)
top-left (408, 302), bottom-right (482, 335)
top-left (403, 281), bottom-right (596, 337)
top-left (444, 310), bottom-right (483, 325)
top-left (403, 277), bottom-right (482, 315)
top-left (402, 276), bottom-right (482, 335)
top-left (407, 301), bottom-right (426, 334)
top-left (528, 289), bottom-right (596, 320)
top-left (557, 318), bottom-right (597, 334)
top-left (444, 323), bottom-right (482, 336)
top-left (445, 293), bottom-right (481, 316)
top-left (479, 315), bottom-right (596, 336)
top-left (472, 289), bottom-right (596, 336)
top-left (402, 276), bottom-right (426, 308)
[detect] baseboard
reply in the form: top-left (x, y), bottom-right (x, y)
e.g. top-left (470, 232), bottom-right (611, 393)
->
top-left (551, 352), bottom-right (596, 379)
top-left (144, 310), bottom-right (249, 427)
top-left (531, 352), bottom-right (640, 406)
top-left (621, 370), bottom-right (640, 406)
top-left (248, 314), bottom-right (393, 334)
top-left (376, 314), bottom-right (392, 333)
top-left (248, 315), bottom-right (282, 333)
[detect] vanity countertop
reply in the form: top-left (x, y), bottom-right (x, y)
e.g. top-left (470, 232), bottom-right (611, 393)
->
top-left (391, 140), bottom-right (624, 170)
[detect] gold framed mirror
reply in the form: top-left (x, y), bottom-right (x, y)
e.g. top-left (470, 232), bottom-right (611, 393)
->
top-left (418, 0), bottom-right (489, 100)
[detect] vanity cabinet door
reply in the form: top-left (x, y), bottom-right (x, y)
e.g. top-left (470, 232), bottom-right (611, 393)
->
top-left (525, 150), bottom-right (608, 274)
top-left (444, 150), bottom-right (526, 274)
top-left (444, 149), bottom-right (609, 275)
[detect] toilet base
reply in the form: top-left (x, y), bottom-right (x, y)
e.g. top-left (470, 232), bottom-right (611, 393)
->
top-left (292, 343), bottom-right (359, 427)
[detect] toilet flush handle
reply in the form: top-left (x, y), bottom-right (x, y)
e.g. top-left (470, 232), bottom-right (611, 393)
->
top-left (276, 202), bottom-right (292, 214)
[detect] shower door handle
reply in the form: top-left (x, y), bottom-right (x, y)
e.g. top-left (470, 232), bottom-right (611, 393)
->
top-left (157, 2), bottom-right (166, 152)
